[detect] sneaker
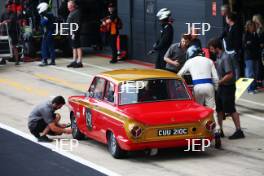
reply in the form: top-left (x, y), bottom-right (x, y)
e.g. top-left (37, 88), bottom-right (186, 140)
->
top-left (67, 61), bottom-right (77, 67)
top-left (48, 62), bottom-right (56, 65)
top-left (220, 129), bottom-right (225, 138)
top-left (0, 59), bottom-right (6, 65)
top-left (228, 129), bottom-right (245, 140)
top-left (39, 62), bottom-right (48, 67)
top-left (73, 62), bottom-right (83, 68)
top-left (38, 135), bottom-right (53, 142)
top-left (110, 59), bottom-right (117, 64)
top-left (15, 61), bottom-right (20, 66)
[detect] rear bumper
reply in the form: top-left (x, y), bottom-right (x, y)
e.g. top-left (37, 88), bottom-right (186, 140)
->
top-left (118, 136), bottom-right (214, 151)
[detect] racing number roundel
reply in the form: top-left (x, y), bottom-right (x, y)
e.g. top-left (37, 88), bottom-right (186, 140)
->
top-left (85, 108), bottom-right (93, 130)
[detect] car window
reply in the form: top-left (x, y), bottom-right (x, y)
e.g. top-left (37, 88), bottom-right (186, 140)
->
top-left (89, 77), bottom-right (106, 100)
top-left (104, 81), bottom-right (115, 103)
top-left (119, 79), bottom-right (190, 105)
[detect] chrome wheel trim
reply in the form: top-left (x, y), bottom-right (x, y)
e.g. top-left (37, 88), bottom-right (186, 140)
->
top-left (110, 133), bottom-right (117, 154)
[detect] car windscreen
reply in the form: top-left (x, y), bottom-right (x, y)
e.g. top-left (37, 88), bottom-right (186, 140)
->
top-left (119, 79), bottom-right (191, 105)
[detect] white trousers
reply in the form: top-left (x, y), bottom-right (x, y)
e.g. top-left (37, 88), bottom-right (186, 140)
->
top-left (193, 84), bottom-right (220, 132)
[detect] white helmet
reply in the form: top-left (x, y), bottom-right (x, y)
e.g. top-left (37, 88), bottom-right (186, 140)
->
top-left (37, 2), bottom-right (49, 14)
top-left (156, 8), bottom-right (171, 20)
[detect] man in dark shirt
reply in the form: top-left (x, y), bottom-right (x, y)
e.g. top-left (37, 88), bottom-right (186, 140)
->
top-left (28, 96), bottom-right (72, 142)
top-left (0, 3), bottom-right (20, 65)
top-left (220, 13), bottom-right (242, 80)
top-left (164, 34), bottom-right (191, 72)
top-left (208, 38), bottom-right (245, 140)
top-left (66, 0), bottom-right (83, 68)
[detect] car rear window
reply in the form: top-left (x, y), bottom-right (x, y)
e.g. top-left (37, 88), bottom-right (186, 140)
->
top-left (119, 79), bottom-right (191, 105)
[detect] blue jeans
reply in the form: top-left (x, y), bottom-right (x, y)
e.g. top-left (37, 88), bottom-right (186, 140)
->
top-left (41, 35), bottom-right (55, 63)
top-left (245, 59), bottom-right (257, 91)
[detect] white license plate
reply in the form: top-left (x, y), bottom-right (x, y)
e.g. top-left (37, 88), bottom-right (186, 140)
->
top-left (158, 128), bottom-right (188, 136)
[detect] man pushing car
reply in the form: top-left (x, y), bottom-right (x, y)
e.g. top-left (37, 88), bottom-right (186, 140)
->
top-left (28, 96), bottom-right (72, 142)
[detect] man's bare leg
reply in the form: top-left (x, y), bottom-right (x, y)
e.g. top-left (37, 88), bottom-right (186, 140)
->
top-left (77, 48), bottom-right (82, 63)
top-left (231, 112), bottom-right (241, 130)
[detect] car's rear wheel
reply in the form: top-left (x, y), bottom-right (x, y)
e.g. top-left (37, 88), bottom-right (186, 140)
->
top-left (107, 132), bottom-right (126, 159)
top-left (70, 113), bottom-right (85, 140)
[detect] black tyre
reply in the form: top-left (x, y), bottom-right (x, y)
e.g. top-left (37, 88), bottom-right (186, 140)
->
top-left (107, 132), bottom-right (126, 159)
top-left (70, 113), bottom-right (85, 140)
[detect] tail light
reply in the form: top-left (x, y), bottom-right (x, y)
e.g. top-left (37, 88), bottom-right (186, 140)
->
top-left (131, 126), bottom-right (142, 138)
top-left (205, 120), bottom-right (216, 132)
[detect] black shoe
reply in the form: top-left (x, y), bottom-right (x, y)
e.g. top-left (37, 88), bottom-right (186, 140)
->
top-left (39, 62), bottom-right (48, 67)
top-left (15, 61), bottom-right (20, 66)
top-left (0, 59), bottom-right (6, 65)
top-left (48, 62), bottom-right (56, 65)
top-left (220, 129), bottom-right (225, 138)
top-left (228, 129), bottom-right (245, 140)
top-left (38, 135), bottom-right (53, 142)
top-left (73, 62), bottom-right (83, 68)
top-left (110, 59), bottom-right (117, 64)
top-left (67, 61), bottom-right (77, 67)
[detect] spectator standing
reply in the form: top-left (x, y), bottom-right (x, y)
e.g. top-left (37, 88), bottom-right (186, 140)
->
top-left (37, 2), bottom-right (56, 66)
top-left (153, 8), bottom-right (173, 69)
top-left (208, 38), bottom-right (245, 140)
top-left (252, 14), bottom-right (264, 88)
top-left (164, 34), bottom-right (191, 73)
top-left (220, 13), bottom-right (242, 80)
top-left (220, 4), bottom-right (231, 29)
top-left (101, 3), bottom-right (123, 64)
top-left (0, 2), bottom-right (20, 65)
top-left (66, 0), bottom-right (83, 68)
top-left (243, 20), bottom-right (260, 93)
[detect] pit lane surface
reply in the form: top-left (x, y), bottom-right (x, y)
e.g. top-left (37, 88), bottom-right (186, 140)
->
top-left (0, 56), bottom-right (263, 176)
top-left (0, 127), bottom-right (106, 176)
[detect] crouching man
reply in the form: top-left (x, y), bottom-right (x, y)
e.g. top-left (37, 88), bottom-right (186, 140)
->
top-left (28, 96), bottom-right (72, 142)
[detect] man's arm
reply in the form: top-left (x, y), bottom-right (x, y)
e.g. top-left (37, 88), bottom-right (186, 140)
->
top-left (41, 110), bottom-right (71, 134)
top-left (219, 57), bottom-right (234, 85)
top-left (48, 122), bottom-right (71, 134)
top-left (211, 62), bottom-right (219, 90)
top-left (177, 60), bottom-right (190, 76)
top-left (218, 71), bottom-right (233, 85)
top-left (164, 44), bottom-right (181, 67)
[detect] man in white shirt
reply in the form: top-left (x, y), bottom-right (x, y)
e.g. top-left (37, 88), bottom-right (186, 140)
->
top-left (178, 51), bottom-right (221, 148)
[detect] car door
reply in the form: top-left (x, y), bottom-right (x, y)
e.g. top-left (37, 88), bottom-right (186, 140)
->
top-left (84, 77), bottom-right (107, 141)
top-left (95, 80), bottom-right (117, 142)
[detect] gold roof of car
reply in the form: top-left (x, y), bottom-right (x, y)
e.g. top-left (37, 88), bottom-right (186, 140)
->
top-left (100, 68), bottom-right (182, 83)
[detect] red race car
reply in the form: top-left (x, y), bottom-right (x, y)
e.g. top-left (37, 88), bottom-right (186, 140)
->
top-left (68, 69), bottom-right (215, 158)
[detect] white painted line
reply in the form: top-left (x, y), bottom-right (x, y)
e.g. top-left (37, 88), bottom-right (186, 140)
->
top-left (238, 98), bottom-right (264, 107)
top-left (243, 114), bottom-right (264, 121)
top-left (0, 122), bottom-right (121, 176)
top-left (83, 62), bottom-right (112, 71)
top-left (51, 66), bottom-right (94, 78)
top-left (61, 59), bottom-right (112, 71)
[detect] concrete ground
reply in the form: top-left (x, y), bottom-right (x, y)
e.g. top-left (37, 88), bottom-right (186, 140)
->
top-left (0, 55), bottom-right (263, 176)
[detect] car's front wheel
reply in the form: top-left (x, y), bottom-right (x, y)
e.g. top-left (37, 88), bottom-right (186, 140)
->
top-left (107, 132), bottom-right (126, 159)
top-left (70, 113), bottom-right (85, 140)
